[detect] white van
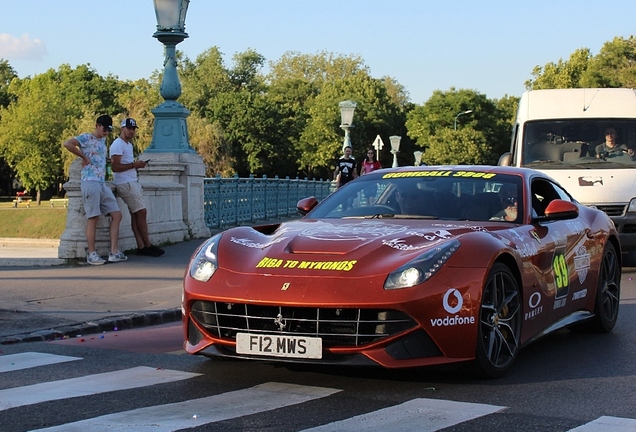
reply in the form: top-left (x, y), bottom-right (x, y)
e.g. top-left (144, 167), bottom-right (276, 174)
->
top-left (499, 88), bottom-right (636, 265)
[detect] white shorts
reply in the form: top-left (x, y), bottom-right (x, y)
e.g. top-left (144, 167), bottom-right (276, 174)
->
top-left (115, 181), bottom-right (146, 214)
top-left (81, 181), bottom-right (120, 218)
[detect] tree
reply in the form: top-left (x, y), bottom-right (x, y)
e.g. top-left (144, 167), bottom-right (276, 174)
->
top-left (115, 78), bottom-right (162, 155)
top-left (298, 72), bottom-right (409, 179)
top-left (581, 36), bottom-right (636, 88)
top-left (525, 48), bottom-right (592, 90)
top-left (423, 128), bottom-right (492, 165)
top-left (0, 59), bottom-right (18, 195)
top-left (0, 59), bottom-right (17, 109)
top-left (405, 88), bottom-right (510, 165)
top-left (0, 64), bottom-right (124, 202)
top-left (0, 75), bottom-right (68, 202)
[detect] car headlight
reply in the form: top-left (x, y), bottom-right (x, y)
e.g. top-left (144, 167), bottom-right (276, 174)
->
top-left (384, 239), bottom-right (460, 289)
top-left (628, 198), bottom-right (636, 213)
top-left (189, 234), bottom-right (221, 282)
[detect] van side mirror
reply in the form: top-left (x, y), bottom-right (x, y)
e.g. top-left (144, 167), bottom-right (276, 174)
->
top-left (498, 152), bottom-right (512, 166)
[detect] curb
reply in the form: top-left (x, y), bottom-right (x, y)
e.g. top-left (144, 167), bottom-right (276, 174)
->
top-left (0, 258), bottom-right (67, 267)
top-left (0, 308), bottom-right (182, 345)
top-left (0, 238), bottom-right (60, 247)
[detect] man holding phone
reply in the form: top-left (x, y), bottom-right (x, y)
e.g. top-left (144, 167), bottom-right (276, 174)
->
top-left (109, 118), bottom-right (164, 257)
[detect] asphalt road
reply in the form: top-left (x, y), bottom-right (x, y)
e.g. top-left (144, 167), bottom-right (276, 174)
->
top-left (0, 239), bottom-right (205, 343)
top-left (0, 272), bottom-right (634, 431)
top-left (1, 234), bottom-right (635, 431)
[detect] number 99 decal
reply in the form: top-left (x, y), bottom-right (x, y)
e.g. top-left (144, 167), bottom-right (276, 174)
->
top-left (553, 251), bottom-right (569, 299)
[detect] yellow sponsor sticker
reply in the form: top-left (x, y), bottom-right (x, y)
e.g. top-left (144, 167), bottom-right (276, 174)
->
top-left (256, 257), bottom-right (358, 271)
top-left (382, 170), bottom-right (496, 179)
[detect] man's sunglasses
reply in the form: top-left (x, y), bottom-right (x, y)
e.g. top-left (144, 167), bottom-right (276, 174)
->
top-left (101, 124), bottom-right (113, 132)
top-left (503, 196), bottom-right (517, 206)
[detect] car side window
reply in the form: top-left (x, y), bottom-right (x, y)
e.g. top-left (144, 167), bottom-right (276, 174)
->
top-left (531, 179), bottom-right (568, 217)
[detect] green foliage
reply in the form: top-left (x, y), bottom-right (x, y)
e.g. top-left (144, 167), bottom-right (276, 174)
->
top-left (406, 88), bottom-right (512, 165)
top-left (525, 37), bottom-right (636, 90)
top-left (525, 48), bottom-right (592, 90)
top-left (0, 64), bottom-right (125, 200)
top-left (581, 36), bottom-right (636, 88)
top-left (423, 128), bottom-right (492, 165)
top-left (2, 31), bottom-right (635, 188)
top-left (0, 59), bottom-right (18, 109)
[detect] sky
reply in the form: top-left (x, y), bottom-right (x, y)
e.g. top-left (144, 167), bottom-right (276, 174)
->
top-left (1, 1), bottom-right (635, 104)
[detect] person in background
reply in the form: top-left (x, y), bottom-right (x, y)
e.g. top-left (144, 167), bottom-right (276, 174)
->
top-left (334, 145), bottom-right (357, 188)
top-left (595, 126), bottom-right (634, 159)
top-left (109, 118), bottom-right (165, 257)
top-left (63, 115), bottom-right (127, 265)
top-left (360, 148), bottom-right (382, 204)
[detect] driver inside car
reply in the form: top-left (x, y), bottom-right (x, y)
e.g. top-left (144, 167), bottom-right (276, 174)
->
top-left (490, 184), bottom-right (519, 222)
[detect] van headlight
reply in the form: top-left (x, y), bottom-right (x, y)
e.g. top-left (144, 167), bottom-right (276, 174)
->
top-left (189, 234), bottom-right (221, 282)
top-left (384, 239), bottom-right (460, 289)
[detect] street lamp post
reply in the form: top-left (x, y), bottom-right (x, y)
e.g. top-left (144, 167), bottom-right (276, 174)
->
top-left (413, 150), bottom-right (423, 166)
top-left (146, 0), bottom-right (194, 153)
top-left (389, 135), bottom-right (401, 168)
top-left (339, 100), bottom-right (357, 152)
top-left (453, 109), bottom-right (473, 131)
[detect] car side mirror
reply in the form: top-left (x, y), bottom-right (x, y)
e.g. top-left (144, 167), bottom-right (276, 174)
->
top-left (543, 199), bottom-right (579, 221)
top-left (297, 196), bottom-right (319, 216)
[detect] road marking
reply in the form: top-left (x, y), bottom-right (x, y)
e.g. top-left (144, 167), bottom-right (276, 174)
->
top-left (569, 416), bottom-right (636, 431)
top-left (301, 398), bottom-right (506, 431)
top-left (0, 366), bottom-right (200, 411)
top-left (32, 382), bottom-right (341, 431)
top-left (0, 352), bottom-right (81, 373)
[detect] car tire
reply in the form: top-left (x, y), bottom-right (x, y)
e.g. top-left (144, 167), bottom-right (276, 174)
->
top-left (471, 263), bottom-right (522, 379)
top-left (587, 242), bottom-right (621, 332)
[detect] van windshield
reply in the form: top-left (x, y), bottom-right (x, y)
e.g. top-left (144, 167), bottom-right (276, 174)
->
top-left (522, 119), bottom-right (636, 169)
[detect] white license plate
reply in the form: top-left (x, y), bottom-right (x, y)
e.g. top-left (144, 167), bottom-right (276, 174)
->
top-left (235, 333), bottom-right (322, 359)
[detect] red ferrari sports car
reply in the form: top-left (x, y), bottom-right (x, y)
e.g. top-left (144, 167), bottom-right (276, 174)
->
top-left (183, 165), bottom-right (621, 377)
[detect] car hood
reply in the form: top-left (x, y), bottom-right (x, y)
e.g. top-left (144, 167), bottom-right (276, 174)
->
top-left (217, 219), bottom-right (497, 277)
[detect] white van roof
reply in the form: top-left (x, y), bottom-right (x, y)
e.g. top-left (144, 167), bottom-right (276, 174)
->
top-left (517, 88), bottom-right (636, 121)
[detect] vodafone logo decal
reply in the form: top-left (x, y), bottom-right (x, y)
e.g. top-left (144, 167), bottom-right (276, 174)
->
top-left (431, 288), bottom-right (475, 327)
top-left (443, 288), bottom-right (463, 314)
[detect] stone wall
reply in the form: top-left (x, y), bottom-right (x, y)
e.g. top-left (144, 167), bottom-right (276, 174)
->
top-left (58, 152), bottom-right (211, 259)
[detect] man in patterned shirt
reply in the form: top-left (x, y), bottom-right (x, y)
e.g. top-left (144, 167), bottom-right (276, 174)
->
top-left (63, 115), bottom-right (127, 265)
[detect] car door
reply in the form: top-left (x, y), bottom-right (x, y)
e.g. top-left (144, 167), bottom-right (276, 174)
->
top-left (529, 178), bottom-right (596, 326)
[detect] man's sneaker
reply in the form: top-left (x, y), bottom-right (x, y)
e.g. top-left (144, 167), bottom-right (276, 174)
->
top-left (87, 251), bottom-right (106, 266)
top-left (148, 245), bottom-right (165, 257)
top-left (138, 246), bottom-right (165, 257)
top-left (108, 251), bottom-right (128, 262)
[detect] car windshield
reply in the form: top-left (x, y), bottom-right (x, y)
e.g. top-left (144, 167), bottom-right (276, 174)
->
top-left (522, 119), bottom-right (636, 169)
top-left (308, 169), bottom-right (524, 223)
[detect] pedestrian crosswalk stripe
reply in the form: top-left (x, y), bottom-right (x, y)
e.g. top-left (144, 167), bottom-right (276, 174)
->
top-left (32, 382), bottom-right (341, 432)
top-left (0, 366), bottom-right (200, 411)
top-left (301, 397), bottom-right (506, 431)
top-left (0, 352), bottom-right (81, 373)
top-left (568, 416), bottom-right (636, 431)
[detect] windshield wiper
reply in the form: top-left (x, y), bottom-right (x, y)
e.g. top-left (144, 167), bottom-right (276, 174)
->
top-left (342, 213), bottom-right (396, 219)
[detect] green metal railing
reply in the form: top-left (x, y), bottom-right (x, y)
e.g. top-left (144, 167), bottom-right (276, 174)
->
top-left (203, 175), bottom-right (334, 229)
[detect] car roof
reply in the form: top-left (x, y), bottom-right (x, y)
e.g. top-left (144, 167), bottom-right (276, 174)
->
top-left (371, 164), bottom-right (550, 181)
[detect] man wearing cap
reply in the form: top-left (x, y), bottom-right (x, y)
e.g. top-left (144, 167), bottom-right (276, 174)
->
top-left (109, 118), bottom-right (165, 257)
top-left (63, 115), bottom-right (127, 265)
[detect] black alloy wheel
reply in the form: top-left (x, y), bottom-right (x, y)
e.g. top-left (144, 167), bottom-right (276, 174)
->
top-left (590, 242), bottom-right (621, 332)
top-left (473, 263), bottom-right (522, 378)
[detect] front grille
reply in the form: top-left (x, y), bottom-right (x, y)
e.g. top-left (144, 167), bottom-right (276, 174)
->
top-left (592, 204), bottom-right (626, 217)
top-left (190, 301), bottom-right (416, 347)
